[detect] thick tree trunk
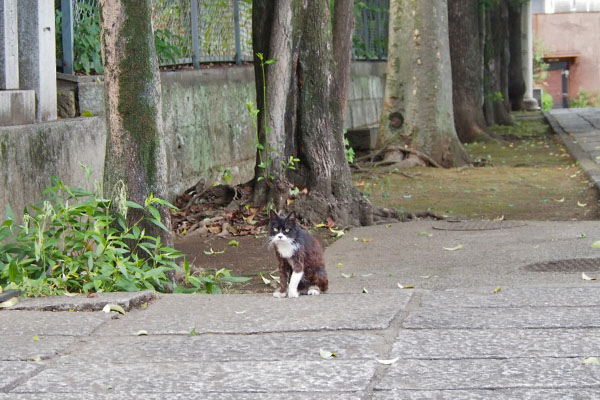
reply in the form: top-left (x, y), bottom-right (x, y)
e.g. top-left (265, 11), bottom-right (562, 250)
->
top-left (333, 0), bottom-right (354, 123)
top-left (448, 0), bottom-right (493, 143)
top-left (99, 1), bottom-right (172, 245)
top-left (508, 2), bottom-right (525, 111)
top-left (483, 0), bottom-right (513, 126)
top-left (251, 0), bottom-right (366, 226)
top-left (379, 0), bottom-right (469, 167)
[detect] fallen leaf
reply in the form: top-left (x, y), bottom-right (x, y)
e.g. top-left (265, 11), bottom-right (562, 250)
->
top-left (227, 240), bottom-right (239, 247)
top-left (188, 328), bottom-right (197, 337)
top-left (584, 357), bottom-right (600, 365)
top-left (362, 287), bottom-right (369, 294)
top-left (554, 198), bottom-right (565, 202)
top-left (591, 241), bottom-right (600, 249)
top-left (32, 335), bottom-right (40, 341)
top-left (361, 238), bottom-right (373, 242)
top-left (319, 348), bottom-right (337, 359)
top-left (329, 227), bottom-right (345, 238)
top-left (102, 304), bottom-right (125, 315)
top-left (136, 330), bottom-right (148, 336)
top-left (361, 273), bottom-right (374, 277)
top-left (0, 297), bottom-right (18, 308)
top-left (341, 273), bottom-right (354, 279)
top-left (234, 310), bottom-right (247, 314)
top-left (376, 357), bottom-right (400, 365)
top-left (397, 283), bottom-right (415, 289)
top-left (582, 272), bottom-right (597, 281)
top-left (385, 224), bottom-right (392, 228)
top-left (64, 292), bottom-right (78, 297)
top-left (580, 233), bottom-right (587, 238)
top-left (493, 287), bottom-right (502, 294)
top-left (418, 231), bottom-right (431, 237)
top-left (443, 244), bottom-right (463, 251)
top-left (203, 248), bottom-right (225, 255)
top-left (31, 356), bottom-right (42, 362)
top-left (337, 263), bottom-right (343, 268)
top-left (260, 273), bottom-right (271, 285)
top-left (269, 274), bottom-right (281, 284)
top-left (578, 201), bottom-right (587, 207)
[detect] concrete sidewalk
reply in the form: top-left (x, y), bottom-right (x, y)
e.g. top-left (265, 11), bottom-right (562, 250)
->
top-left (3, 110), bottom-right (600, 399)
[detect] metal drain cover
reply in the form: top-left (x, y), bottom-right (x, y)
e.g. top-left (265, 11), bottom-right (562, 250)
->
top-left (523, 258), bottom-right (600, 273)
top-left (432, 220), bottom-right (527, 231)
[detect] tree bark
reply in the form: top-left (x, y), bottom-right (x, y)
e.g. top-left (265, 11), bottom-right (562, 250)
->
top-left (448, 0), bottom-right (494, 143)
top-left (333, 0), bottom-right (355, 123)
top-left (483, 0), bottom-right (513, 126)
top-left (99, 1), bottom-right (172, 245)
top-left (379, 0), bottom-right (470, 167)
top-left (508, 1), bottom-right (525, 111)
top-left (251, 0), bottom-right (365, 226)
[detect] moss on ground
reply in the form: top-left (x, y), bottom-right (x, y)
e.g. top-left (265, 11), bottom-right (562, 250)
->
top-left (354, 114), bottom-right (600, 221)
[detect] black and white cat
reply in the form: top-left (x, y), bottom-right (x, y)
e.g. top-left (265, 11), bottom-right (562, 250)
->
top-left (268, 210), bottom-right (328, 298)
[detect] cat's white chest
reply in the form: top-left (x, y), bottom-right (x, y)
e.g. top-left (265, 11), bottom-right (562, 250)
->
top-left (275, 240), bottom-right (298, 259)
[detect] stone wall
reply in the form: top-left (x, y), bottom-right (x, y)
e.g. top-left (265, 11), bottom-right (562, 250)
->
top-left (0, 62), bottom-right (385, 220)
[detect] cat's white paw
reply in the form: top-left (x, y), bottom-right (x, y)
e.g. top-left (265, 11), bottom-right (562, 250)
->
top-left (307, 287), bottom-right (320, 296)
top-left (287, 289), bottom-right (299, 298)
top-left (273, 290), bottom-right (286, 298)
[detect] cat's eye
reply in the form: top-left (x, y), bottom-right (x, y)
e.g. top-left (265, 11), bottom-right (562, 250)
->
top-left (273, 227), bottom-right (279, 232)
top-left (284, 228), bottom-right (290, 233)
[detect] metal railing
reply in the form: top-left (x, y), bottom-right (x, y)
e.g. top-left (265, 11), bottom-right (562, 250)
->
top-left (57, 0), bottom-right (387, 75)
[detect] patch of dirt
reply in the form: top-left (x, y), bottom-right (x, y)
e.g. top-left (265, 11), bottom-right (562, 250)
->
top-left (173, 112), bottom-right (600, 292)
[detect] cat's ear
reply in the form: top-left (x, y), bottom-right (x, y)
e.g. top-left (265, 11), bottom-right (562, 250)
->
top-left (269, 209), bottom-right (279, 220)
top-left (286, 211), bottom-right (296, 222)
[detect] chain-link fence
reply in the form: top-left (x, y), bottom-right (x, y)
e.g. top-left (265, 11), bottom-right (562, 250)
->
top-left (57, 0), bottom-right (387, 74)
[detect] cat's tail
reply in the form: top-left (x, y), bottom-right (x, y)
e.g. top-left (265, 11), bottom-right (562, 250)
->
top-left (316, 268), bottom-right (328, 293)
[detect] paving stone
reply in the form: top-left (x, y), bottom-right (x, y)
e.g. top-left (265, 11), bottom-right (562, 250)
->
top-left (392, 328), bottom-right (600, 359)
top-left (0, 393), bottom-right (363, 400)
top-left (58, 332), bottom-right (384, 363)
top-left (403, 306), bottom-right (600, 329)
top-left (372, 389), bottom-right (600, 400)
top-left (11, 291), bottom-right (155, 312)
top-left (0, 311), bottom-right (111, 336)
top-left (1, 336), bottom-right (76, 361)
top-left (0, 362), bottom-right (38, 391)
top-left (11, 361), bottom-right (377, 394)
top-left (95, 293), bottom-right (411, 335)
top-left (419, 287), bottom-right (600, 308)
top-left (375, 358), bottom-right (600, 391)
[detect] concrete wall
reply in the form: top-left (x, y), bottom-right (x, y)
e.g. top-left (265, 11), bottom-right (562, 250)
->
top-left (0, 62), bottom-right (385, 220)
top-left (533, 12), bottom-right (600, 101)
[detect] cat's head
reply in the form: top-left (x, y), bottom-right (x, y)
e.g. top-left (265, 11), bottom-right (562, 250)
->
top-left (268, 210), bottom-right (300, 244)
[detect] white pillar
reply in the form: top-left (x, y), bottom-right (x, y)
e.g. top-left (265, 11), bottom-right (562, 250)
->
top-left (0, 0), bottom-right (19, 89)
top-left (18, 0), bottom-right (57, 122)
top-left (522, 1), bottom-right (540, 110)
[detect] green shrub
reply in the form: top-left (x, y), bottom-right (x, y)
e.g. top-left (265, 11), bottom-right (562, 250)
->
top-left (0, 177), bottom-right (248, 296)
top-left (542, 92), bottom-right (554, 111)
top-left (569, 90), bottom-right (600, 109)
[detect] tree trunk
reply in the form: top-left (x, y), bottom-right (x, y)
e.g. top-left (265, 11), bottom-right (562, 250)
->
top-left (483, 0), bottom-right (513, 126)
top-left (448, 0), bottom-right (494, 143)
top-left (251, 0), bottom-right (366, 226)
top-left (333, 0), bottom-right (354, 123)
top-left (508, 1), bottom-right (525, 111)
top-left (99, 1), bottom-right (172, 245)
top-left (379, 0), bottom-right (469, 167)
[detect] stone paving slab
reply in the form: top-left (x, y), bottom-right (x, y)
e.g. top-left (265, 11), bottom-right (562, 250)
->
top-left (94, 293), bottom-right (411, 335)
top-left (419, 287), bottom-right (600, 308)
top-left (1, 393), bottom-right (364, 400)
top-left (0, 362), bottom-right (39, 392)
top-left (0, 311), bottom-right (111, 336)
top-left (11, 361), bottom-right (377, 394)
top-left (403, 306), bottom-right (600, 329)
top-left (10, 291), bottom-right (155, 312)
top-left (375, 358), bottom-right (600, 391)
top-left (372, 389), bottom-right (600, 400)
top-left (1, 336), bottom-right (76, 361)
top-left (392, 329), bottom-right (600, 359)
top-left (58, 332), bottom-right (385, 363)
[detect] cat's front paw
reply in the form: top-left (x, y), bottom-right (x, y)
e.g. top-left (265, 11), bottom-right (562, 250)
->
top-left (273, 290), bottom-right (287, 298)
top-left (287, 289), bottom-right (299, 298)
top-left (307, 286), bottom-right (320, 296)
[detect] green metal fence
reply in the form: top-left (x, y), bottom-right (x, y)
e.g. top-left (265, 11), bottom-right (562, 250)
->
top-left (57, 0), bottom-right (387, 75)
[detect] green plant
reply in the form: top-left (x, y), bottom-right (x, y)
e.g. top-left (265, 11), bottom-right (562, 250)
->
top-left (344, 130), bottom-right (355, 164)
top-left (0, 176), bottom-right (247, 296)
top-left (154, 29), bottom-right (184, 65)
top-left (533, 39), bottom-right (551, 88)
top-left (175, 263), bottom-right (250, 294)
top-left (569, 90), bottom-right (600, 109)
top-left (72, 3), bottom-right (104, 75)
top-left (542, 92), bottom-right (554, 111)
